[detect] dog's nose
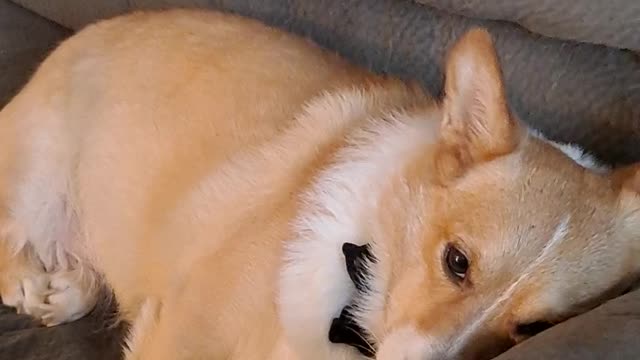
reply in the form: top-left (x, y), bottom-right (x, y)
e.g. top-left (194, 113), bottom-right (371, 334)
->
top-left (510, 321), bottom-right (554, 342)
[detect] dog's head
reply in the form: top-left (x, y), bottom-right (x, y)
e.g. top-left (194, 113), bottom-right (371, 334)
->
top-left (362, 29), bottom-right (640, 359)
top-left (280, 28), bottom-right (640, 360)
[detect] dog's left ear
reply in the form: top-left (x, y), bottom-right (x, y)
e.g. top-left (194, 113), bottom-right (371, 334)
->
top-left (613, 164), bottom-right (640, 212)
top-left (613, 165), bottom-right (640, 193)
top-left (436, 28), bottom-right (521, 182)
top-left (611, 165), bottom-right (640, 246)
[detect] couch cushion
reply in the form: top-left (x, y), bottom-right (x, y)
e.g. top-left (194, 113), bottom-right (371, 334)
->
top-left (12, 0), bottom-right (130, 30)
top-left (13, 0), bottom-right (206, 29)
top-left (415, 0), bottom-right (640, 51)
top-left (15, 0), bottom-right (640, 51)
top-left (0, 0), bottom-right (70, 105)
top-left (0, 297), bottom-right (127, 360)
top-left (496, 288), bottom-right (640, 360)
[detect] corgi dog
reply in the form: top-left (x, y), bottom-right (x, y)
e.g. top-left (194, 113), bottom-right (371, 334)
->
top-left (1, 8), bottom-right (639, 360)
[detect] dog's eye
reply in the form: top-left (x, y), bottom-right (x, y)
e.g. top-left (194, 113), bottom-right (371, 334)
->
top-left (444, 244), bottom-right (469, 281)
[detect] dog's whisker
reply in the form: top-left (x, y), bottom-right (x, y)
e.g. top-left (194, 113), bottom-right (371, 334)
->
top-left (344, 323), bottom-right (377, 354)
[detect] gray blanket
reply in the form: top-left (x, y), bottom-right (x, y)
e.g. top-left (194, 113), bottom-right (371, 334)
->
top-left (0, 300), bottom-right (126, 360)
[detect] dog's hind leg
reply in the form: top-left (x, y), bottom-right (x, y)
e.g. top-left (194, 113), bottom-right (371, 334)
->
top-left (123, 298), bottom-right (164, 360)
top-left (0, 70), bottom-right (100, 326)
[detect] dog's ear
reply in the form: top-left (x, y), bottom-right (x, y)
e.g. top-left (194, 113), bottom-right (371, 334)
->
top-left (613, 165), bottom-right (640, 193)
top-left (435, 28), bottom-right (521, 182)
top-left (613, 164), bottom-right (640, 208)
top-left (612, 165), bottom-right (640, 236)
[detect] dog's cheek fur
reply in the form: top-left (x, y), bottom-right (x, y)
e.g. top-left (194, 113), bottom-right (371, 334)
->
top-left (353, 176), bottom-right (456, 342)
top-left (378, 227), bottom-right (458, 340)
top-left (278, 94), bottom-right (442, 359)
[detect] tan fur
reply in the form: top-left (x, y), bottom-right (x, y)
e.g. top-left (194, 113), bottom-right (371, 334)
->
top-left (1, 9), bottom-right (639, 360)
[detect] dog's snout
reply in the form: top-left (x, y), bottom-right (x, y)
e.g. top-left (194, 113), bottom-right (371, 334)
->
top-left (510, 321), bottom-right (554, 342)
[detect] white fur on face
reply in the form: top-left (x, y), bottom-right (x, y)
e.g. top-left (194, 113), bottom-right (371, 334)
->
top-left (376, 326), bottom-right (445, 360)
top-left (529, 130), bottom-right (609, 173)
top-left (278, 91), bottom-right (440, 359)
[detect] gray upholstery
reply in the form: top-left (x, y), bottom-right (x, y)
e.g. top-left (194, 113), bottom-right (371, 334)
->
top-left (416, 0), bottom-right (640, 51)
top-left (0, 299), bottom-right (126, 360)
top-left (14, 0), bottom-right (640, 52)
top-left (0, 0), bottom-right (69, 105)
top-left (13, 0), bottom-right (130, 30)
top-left (497, 287), bottom-right (640, 360)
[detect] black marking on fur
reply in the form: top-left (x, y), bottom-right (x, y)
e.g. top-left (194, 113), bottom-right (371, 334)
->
top-left (328, 243), bottom-right (377, 357)
top-left (342, 242), bottom-right (376, 293)
top-left (329, 305), bottom-right (375, 357)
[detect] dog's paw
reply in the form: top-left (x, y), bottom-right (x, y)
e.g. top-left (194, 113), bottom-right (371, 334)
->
top-left (33, 270), bottom-right (99, 326)
top-left (3, 269), bottom-right (98, 326)
top-left (1, 271), bottom-right (47, 313)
